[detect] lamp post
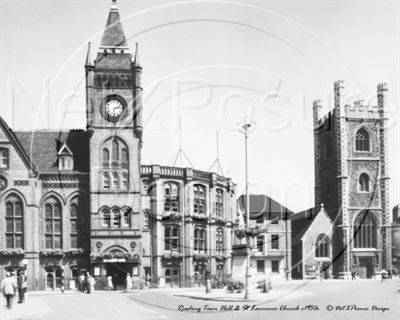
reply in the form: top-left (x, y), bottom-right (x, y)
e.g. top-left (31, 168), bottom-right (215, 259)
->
top-left (60, 265), bottom-right (65, 293)
top-left (238, 118), bottom-right (255, 300)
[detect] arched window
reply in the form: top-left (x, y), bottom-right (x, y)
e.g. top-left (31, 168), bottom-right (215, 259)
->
top-left (70, 203), bottom-right (78, 248)
top-left (112, 139), bottom-right (119, 161)
top-left (122, 209), bottom-right (131, 227)
top-left (359, 173), bottom-right (370, 192)
top-left (112, 172), bottom-right (119, 189)
top-left (215, 189), bottom-right (224, 218)
top-left (0, 148), bottom-right (9, 168)
top-left (354, 211), bottom-right (377, 248)
top-left (143, 211), bottom-right (149, 229)
top-left (112, 209), bottom-right (120, 228)
top-left (193, 185), bottom-right (206, 215)
top-left (121, 172), bottom-right (128, 190)
top-left (102, 209), bottom-right (111, 227)
top-left (216, 228), bottom-right (224, 254)
top-left (194, 227), bottom-right (207, 252)
top-left (121, 148), bottom-right (128, 163)
top-left (315, 234), bottom-right (330, 257)
top-left (103, 172), bottom-right (110, 189)
top-left (102, 148), bottom-right (110, 165)
top-left (44, 198), bottom-right (62, 249)
top-left (5, 195), bottom-right (23, 248)
top-left (164, 182), bottom-right (179, 213)
top-left (164, 226), bottom-right (180, 252)
top-left (355, 128), bottom-right (370, 151)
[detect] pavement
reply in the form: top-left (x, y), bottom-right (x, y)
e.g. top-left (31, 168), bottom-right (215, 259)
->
top-left (0, 279), bottom-right (398, 320)
top-left (0, 294), bottom-right (49, 320)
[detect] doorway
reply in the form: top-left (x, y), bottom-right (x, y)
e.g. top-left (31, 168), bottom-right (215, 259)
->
top-left (358, 257), bottom-right (374, 279)
top-left (106, 263), bottom-right (132, 290)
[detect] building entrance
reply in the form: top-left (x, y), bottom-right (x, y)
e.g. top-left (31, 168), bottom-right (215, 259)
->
top-left (357, 257), bottom-right (374, 279)
top-left (106, 263), bottom-right (131, 290)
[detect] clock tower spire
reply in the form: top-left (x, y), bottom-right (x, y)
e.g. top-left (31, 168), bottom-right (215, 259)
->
top-left (86, 0), bottom-right (144, 280)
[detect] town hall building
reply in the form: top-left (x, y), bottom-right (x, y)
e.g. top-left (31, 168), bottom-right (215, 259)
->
top-left (0, 0), bottom-right (236, 290)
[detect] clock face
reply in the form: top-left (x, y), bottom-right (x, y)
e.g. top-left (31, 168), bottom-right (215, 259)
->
top-left (106, 100), bottom-right (123, 117)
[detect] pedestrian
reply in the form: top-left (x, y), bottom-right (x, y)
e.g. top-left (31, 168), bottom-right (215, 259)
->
top-left (351, 269), bottom-right (356, 280)
top-left (381, 269), bottom-right (386, 282)
top-left (87, 274), bottom-right (95, 293)
top-left (387, 269), bottom-right (392, 279)
top-left (126, 273), bottom-right (132, 292)
top-left (78, 273), bottom-right (84, 292)
top-left (17, 270), bottom-right (27, 303)
top-left (1, 272), bottom-right (17, 309)
top-left (106, 275), bottom-right (114, 291)
top-left (112, 273), bottom-right (117, 291)
top-left (145, 273), bottom-right (151, 289)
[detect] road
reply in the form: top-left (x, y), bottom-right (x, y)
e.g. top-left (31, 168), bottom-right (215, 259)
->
top-left (35, 279), bottom-right (399, 320)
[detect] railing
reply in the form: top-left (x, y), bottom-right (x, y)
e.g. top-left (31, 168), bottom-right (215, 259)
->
top-left (140, 165), bottom-right (229, 184)
top-left (141, 165), bottom-right (152, 174)
top-left (193, 170), bottom-right (209, 179)
top-left (160, 166), bottom-right (184, 176)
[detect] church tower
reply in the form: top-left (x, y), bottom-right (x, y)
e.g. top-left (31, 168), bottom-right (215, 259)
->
top-left (85, 0), bottom-right (144, 286)
top-left (313, 81), bottom-right (391, 278)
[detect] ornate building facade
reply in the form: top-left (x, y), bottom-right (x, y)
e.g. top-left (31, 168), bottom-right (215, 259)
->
top-left (313, 81), bottom-right (392, 278)
top-left (0, 1), bottom-right (236, 290)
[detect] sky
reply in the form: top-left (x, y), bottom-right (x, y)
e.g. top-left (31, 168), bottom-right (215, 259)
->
top-left (0, 0), bottom-right (399, 212)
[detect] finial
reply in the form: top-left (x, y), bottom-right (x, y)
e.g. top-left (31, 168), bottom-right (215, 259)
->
top-left (85, 42), bottom-right (93, 67)
top-left (377, 82), bottom-right (388, 92)
top-left (334, 80), bottom-right (345, 90)
top-left (111, 0), bottom-right (118, 10)
top-left (134, 42), bottom-right (140, 67)
top-left (321, 203), bottom-right (324, 209)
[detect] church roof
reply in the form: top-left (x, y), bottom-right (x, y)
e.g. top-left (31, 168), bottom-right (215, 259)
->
top-left (237, 194), bottom-right (293, 219)
top-left (100, 1), bottom-right (128, 49)
top-left (14, 130), bottom-right (89, 173)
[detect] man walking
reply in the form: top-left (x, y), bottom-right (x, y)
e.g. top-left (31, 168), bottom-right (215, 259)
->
top-left (17, 270), bottom-right (27, 303)
top-left (1, 272), bottom-right (17, 309)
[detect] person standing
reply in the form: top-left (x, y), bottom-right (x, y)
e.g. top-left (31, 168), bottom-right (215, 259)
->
top-left (87, 274), bottom-right (95, 293)
top-left (17, 270), bottom-right (27, 303)
top-left (78, 273), bottom-right (84, 292)
top-left (107, 275), bottom-right (114, 291)
top-left (1, 272), bottom-right (17, 309)
top-left (126, 274), bottom-right (132, 292)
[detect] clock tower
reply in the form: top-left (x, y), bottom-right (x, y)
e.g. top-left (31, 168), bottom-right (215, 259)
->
top-left (85, 0), bottom-right (144, 284)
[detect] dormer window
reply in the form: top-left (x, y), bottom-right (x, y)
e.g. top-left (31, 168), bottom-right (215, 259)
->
top-left (0, 148), bottom-right (9, 168)
top-left (57, 143), bottom-right (73, 170)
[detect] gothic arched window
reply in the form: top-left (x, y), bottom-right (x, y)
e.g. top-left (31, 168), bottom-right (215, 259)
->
top-left (215, 189), bottom-right (224, 218)
top-left (112, 139), bottom-right (119, 161)
top-left (164, 182), bottom-right (179, 213)
top-left (359, 173), bottom-right (370, 192)
top-left (193, 185), bottom-right (206, 215)
top-left (102, 209), bottom-right (111, 227)
top-left (70, 203), bottom-right (78, 248)
top-left (355, 128), bottom-right (370, 151)
top-left (101, 137), bottom-right (129, 190)
top-left (44, 198), bottom-right (62, 249)
top-left (103, 148), bottom-right (110, 164)
top-left (5, 195), bottom-right (24, 248)
top-left (103, 172), bottom-right (110, 189)
top-left (315, 234), bottom-right (330, 257)
top-left (353, 211), bottom-right (377, 248)
top-left (216, 228), bottom-right (224, 254)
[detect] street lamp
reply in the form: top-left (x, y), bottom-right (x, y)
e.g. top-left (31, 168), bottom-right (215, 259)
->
top-left (60, 265), bottom-right (65, 293)
top-left (238, 117), bottom-right (255, 300)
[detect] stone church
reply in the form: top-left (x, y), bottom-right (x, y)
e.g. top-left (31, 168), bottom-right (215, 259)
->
top-left (0, 0), bottom-right (236, 290)
top-left (312, 81), bottom-right (392, 278)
